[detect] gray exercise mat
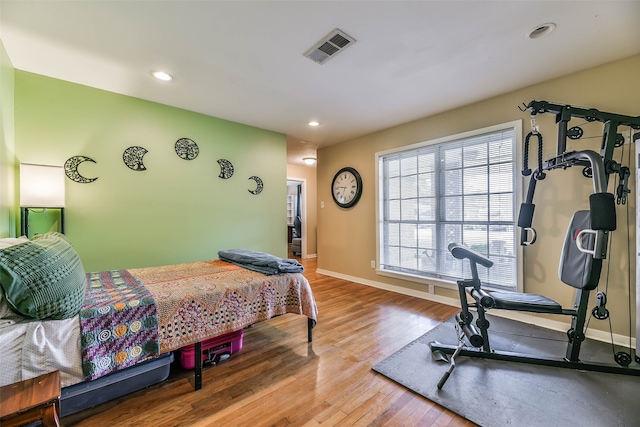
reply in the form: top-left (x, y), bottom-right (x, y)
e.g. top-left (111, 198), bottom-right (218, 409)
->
top-left (372, 315), bottom-right (640, 427)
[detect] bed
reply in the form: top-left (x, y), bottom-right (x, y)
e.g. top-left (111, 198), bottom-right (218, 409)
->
top-left (0, 234), bottom-right (317, 415)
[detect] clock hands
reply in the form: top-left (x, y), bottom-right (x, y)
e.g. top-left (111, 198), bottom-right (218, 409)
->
top-left (335, 186), bottom-right (348, 196)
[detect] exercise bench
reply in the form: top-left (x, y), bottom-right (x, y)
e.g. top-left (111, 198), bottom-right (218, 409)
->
top-left (430, 210), bottom-right (640, 389)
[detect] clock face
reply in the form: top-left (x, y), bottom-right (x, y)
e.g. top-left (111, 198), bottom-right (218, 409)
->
top-left (332, 167), bottom-right (363, 208)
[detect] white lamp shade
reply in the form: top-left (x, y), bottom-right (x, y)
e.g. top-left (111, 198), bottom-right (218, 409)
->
top-left (20, 164), bottom-right (66, 208)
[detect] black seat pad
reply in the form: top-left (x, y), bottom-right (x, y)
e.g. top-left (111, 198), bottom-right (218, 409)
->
top-left (490, 292), bottom-right (563, 314)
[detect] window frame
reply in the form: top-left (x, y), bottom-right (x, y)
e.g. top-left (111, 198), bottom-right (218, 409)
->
top-left (375, 120), bottom-right (524, 292)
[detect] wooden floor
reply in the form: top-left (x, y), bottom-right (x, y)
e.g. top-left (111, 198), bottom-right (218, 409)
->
top-left (63, 258), bottom-right (475, 427)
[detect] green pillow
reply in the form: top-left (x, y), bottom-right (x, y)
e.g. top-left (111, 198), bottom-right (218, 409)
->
top-left (0, 232), bottom-right (86, 320)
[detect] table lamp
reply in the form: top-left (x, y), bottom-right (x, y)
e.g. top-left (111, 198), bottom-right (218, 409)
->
top-left (20, 163), bottom-right (65, 237)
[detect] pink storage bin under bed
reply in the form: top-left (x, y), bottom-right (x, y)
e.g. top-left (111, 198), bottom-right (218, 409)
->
top-left (178, 329), bottom-right (244, 369)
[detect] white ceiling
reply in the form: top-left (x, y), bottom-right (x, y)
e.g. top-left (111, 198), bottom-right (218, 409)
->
top-left (1, 1), bottom-right (639, 165)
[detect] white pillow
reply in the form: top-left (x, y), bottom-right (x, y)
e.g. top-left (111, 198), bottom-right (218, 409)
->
top-left (0, 236), bottom-right (29, 249)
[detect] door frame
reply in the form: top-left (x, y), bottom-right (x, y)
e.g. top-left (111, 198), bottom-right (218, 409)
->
top-left (287, 177), bottom-right (307, 258)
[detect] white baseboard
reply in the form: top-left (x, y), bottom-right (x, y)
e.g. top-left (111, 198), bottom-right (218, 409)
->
top-left (316, 268), bottom-right (636, 349)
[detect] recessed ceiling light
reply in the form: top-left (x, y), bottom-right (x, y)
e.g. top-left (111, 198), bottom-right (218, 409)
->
top-left (152, 71), bottom-right (173, 81)
top-left (528, 23), bottom-right (556, 39)
top-left (302, 157), bottom-right (317, 165)
top-left (308, 121), bottom-right (320, 127)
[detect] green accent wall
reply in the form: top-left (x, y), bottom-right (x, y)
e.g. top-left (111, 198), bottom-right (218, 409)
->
top-left (0, 39), bottom-right (16, 238)
top-left (15, 71), bottom-right (288, 271)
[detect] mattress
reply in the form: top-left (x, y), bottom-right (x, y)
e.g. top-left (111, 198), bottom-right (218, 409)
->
top-left (129, 259), bottom-right (318, 353)
top-left (0, 312), bottom-right (174, 418)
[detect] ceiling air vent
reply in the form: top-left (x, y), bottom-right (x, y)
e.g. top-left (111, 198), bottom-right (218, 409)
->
top-left (303, 29), bottom-right (356, 65)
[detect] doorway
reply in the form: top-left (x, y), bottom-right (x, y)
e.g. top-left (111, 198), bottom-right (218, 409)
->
top-left (287, 178), bottom-right (306, 258)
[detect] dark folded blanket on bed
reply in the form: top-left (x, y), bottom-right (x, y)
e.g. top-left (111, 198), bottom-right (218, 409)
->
top-left (218, 248), bottom-right (304, 275)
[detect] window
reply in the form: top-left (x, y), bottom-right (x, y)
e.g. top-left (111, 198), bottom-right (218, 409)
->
top-left (377, 121), bottom-right (522, 291)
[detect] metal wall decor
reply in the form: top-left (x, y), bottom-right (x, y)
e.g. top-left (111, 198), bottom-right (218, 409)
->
top-left (123, 146), bottom-right (148, 171)
top-left (174, 137), bottom-right (199, 160)
top-left (248, 176), bottom-right (264, 195)
top-left (65, 156), bottom-right (98, 183)
top-left (217, 159), bottom-right (234, 179)
top-left (63, 138), bottom-right (267, 194)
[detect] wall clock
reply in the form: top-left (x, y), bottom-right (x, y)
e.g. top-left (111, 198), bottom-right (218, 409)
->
top-left (331, 167), bottom-right (362, 208)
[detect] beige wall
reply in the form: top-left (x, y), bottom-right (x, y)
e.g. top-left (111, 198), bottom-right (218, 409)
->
top-left (317, 55), bottom-right (640, 337)
top-left (287, 163), bottom-right (317, 257)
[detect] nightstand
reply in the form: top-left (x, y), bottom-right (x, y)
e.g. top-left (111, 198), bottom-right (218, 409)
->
top-left (0, 371), bottom-right (61, 427)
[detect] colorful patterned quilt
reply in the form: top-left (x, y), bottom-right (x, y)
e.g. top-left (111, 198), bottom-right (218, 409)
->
top-left (79, 270), bottom-right (159, 381)
top-left (129, 260), bottom-right (318, 353)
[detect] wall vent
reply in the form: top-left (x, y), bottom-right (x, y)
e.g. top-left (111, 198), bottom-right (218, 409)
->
top-left (303, 29), bottom-right (356, 65)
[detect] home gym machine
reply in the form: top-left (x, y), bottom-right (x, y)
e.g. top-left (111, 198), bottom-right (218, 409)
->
top-left (430, 100), bottom-right (640, 389)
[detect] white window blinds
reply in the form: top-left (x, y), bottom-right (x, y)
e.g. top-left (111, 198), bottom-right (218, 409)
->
top-left (378, 126), bottom-right (518, 290)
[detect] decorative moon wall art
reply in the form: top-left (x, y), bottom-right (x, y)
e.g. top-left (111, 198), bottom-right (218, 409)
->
top-left (123, 146), bottom-right (148, 171)
top-left (217, 159), bottom-right (234, 179)
top-left (63, 138), bottom-right (268, 196)
top-left (248, 176), bottom-right (264, 195)
top-left (65, 156), bottom-right (98, 183)
top-left (174, 138), bottom-right (199, 160)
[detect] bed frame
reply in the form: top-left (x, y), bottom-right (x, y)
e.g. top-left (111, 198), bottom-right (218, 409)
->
top-left (1, 254), bottom-right (317, 417)
top-left (192, 317), bottom-right (315, 390)
top-left (61, 315), bottom-right (315, 415)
